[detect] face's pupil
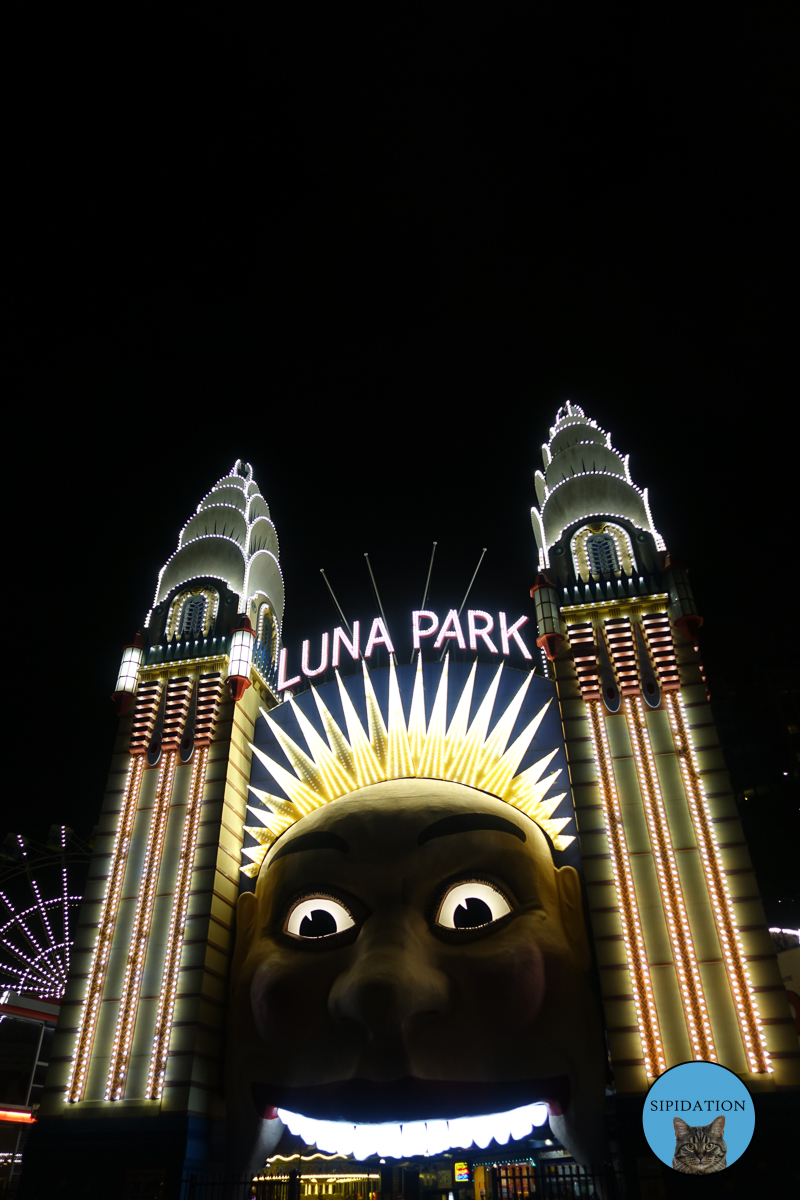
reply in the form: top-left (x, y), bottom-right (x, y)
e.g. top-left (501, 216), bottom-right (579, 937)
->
top-left (299, 909), bottom-right (337, 937)
top-left (453, 896), bottom-right (493, 928)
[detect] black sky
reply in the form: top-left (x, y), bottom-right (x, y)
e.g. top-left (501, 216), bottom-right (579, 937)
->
top-left (7, 14), bottom-right (797, 908)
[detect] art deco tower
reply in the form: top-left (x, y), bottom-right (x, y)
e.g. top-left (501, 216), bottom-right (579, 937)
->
top-left (33, 460), bottom-right (283, 1177)
top-left (529, 403), bottom-right (798, 1096)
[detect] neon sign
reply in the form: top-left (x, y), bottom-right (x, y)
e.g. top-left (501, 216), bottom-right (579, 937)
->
top-left (277, 610), bottom-right (532, 691)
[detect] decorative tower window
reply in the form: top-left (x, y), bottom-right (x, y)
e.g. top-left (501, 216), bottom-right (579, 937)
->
top-left (586, 533), bottom-right (620, 576)
top-left (179, 594), bottom-right (207, 638)
top-left (256, 603), bottom-right (277, 661)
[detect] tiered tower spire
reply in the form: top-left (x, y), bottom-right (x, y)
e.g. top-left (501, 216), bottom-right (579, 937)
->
top-left (529, 402), bottom-right (794, 1099)
top-left (38, 460), bottom-right (285, 1179)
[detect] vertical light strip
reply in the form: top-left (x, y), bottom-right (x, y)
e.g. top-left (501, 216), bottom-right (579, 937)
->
top-left (66, 755), bottom-right (146, 1101)
top-left (146, 744), bottom-right (210, 1099)
top-left (665, 692), bottom-right (772, 1073)
top-left (585, 700), bottom-right (665, 1077)
top-left (106, 751), bottom-right (178, 1100)
top-left (61, 826), bottom-right (71, 981)
top-left (625, 696), bottom-right (717, 1062)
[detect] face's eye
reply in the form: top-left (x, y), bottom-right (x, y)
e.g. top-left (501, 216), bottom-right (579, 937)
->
top-left (436, 880), bottom-right (512, 930)
top-left (285, 896), bottom-right (356, 939)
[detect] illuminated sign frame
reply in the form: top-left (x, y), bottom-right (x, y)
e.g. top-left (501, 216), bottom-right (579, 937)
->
top-left (278, 609), bottom-right (533, 691)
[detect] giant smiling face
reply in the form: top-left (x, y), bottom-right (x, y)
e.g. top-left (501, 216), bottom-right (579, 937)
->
top-left (226, 779), bottom-right (606, 1175)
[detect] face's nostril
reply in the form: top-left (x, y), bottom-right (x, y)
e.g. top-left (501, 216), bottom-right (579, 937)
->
top-left (328, 922), bottom-right (451, 1038)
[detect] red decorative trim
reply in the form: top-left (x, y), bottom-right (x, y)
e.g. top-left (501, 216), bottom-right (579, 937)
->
top-left (227, 676), bottom-right (251, 702)
top-left (675, 614), bottom-right (704, 644)
top-left (536, 632), bottom-right (565, 660)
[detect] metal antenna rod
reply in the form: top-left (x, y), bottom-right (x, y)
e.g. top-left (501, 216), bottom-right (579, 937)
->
top-left (420, 541), bottom-right (438, 611)
top-left (457, 547), bottom-right (487, 615)
top-left (364, 553), bottom-right (395, 665)
top-left (412, 541), bottom-right (438, 663)
top-left (320, 569), bottom-right (352, 635)
top-left (439, 547), bottom-right (488, 661)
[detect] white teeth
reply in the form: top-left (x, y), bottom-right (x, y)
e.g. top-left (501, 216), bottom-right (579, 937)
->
top-left (278, 1102), bottom-right (548, 1160)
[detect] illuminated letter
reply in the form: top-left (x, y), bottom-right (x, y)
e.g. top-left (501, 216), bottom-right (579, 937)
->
top-left (364, 618), bottom-right (395, 658)
top-left (301, 632), bottom-right (329, 677)
top-left (433, 609), bottom-right (466, 650)
top-left (499, 612), bottom-right (532, 659)
top-left (332, 622), bottom-right (360, 668)
top-left (467, 609), bottom-right (498, 653)
top-left (277, 647), bottom-right (301, 691)
top-left (412, 610), bottom-right (439, 649)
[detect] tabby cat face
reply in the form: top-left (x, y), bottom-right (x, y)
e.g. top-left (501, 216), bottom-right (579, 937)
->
top-left (672, 1116), bottom-right (727, 1174)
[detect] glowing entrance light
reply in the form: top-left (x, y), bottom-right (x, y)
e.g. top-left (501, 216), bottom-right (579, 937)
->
top-left (228, 617), bottom-right (255, 701)
top-left (112, 634), bottom-right (144, 714)
top-left (352, 1123), bottom-right (379, 1160)
top-left (401, 1121), bottom-right (428, 1157)
top-left (277, 1101), bottom-right (550, 1158)
top-left (374, 1123), bottom-right (403, 1158)
top-left (425, 1119), bottom-right (450, 1154)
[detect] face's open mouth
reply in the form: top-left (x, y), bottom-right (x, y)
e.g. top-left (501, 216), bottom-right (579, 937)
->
top-left (252, 1077), bottom-right (568, 1159)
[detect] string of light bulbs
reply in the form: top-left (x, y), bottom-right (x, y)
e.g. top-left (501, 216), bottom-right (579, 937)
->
top-left (625, 696), bottom-right (717, 1062)
top-left (586, 700), bottom-right (666, 1077)
top-left (665, 692), bottom-right (772, 1074)
top-left (105, 751), bottom-right (177, 1100)
top-left (67, 754), bottom-right (146, 1101)
top-left (146, 744), bottom-right (210, 1099)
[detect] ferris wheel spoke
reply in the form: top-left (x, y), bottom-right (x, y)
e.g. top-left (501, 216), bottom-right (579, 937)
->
top-left (0, 832), bottom-right (91, 1001)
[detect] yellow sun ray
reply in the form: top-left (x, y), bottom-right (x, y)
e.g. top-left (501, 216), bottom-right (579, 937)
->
top-left (509, 770), bottom-right (564, 815)
top-left (478, 672), bottom-right (535, 776)
top-left (311, 686), bottom-right (359, 779)
top-left (249, 744), bottom-right (324, 814)
top-left (416, 655), bottom-right (450, 778)
top-left (246, 789), bottom-right (298, 820)
top-left (288, 697), bottom-right (356, 798)
top-left (407, 653), bottom-right (427, 769)
top-left (444, 660), bottom-right (478, 764)
top-left (386, 660), bottom-right (414, 779)
top-left (335, 671), bottom-right (385, 787)
top-left (242, 660), bottom-right (574, 874)
top-left (481, 701), bottom-right (552, 797)
top-left (362, 660), bottom-right (389, 766)
top-left (448, 662), bottom-right (504, 787)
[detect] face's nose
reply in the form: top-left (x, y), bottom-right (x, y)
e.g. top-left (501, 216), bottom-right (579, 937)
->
top-left (328, 904), bottom-right (450, 1045)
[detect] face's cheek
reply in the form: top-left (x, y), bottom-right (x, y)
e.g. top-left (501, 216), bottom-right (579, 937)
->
top-left (249, 942), bottom-right (337, 1042)
top-left (443, 927), bottom-right (547, 1033)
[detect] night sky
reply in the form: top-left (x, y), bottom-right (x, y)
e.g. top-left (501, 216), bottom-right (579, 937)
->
top-left (9, 16), bottom-right (797, 915)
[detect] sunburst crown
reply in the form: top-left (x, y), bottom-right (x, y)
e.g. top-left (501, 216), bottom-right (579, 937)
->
top-left (242, 656), bottom-right (574, 877)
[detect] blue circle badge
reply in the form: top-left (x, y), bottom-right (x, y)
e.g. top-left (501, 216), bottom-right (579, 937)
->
top-left (643, 1061), bottom-right (755, 1174)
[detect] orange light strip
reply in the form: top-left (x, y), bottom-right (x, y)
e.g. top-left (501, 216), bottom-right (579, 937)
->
top-left (0, 1109), bottom-right (36, 1124)
top-left (586, 700), bottom-right (666, 1077)
top-left (106, 751), bottom-right (177, 1100)
top-left (146, 744), bottom-right (210, 1099)
top-left (625, 696), bottom-right (717, 1062)
top-left (665, 692), bottom-right (772, 1073)
top-left (66, 754), bottom-right (146, 1102)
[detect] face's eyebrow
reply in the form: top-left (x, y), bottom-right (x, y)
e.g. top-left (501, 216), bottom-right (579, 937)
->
top-left (269, 831), bottom-right (349, 868)
top-left (417, 813), bottom-right (526, 846)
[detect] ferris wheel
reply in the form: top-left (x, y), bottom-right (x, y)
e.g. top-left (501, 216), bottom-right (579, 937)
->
top-left (0, 827), bottom-right (93, 1001)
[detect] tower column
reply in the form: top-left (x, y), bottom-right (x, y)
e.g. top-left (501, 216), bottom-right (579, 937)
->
top-left (530, 402), bottom-right (796, 1103)
top-left (29, 460), bottom-right (284, 1190)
